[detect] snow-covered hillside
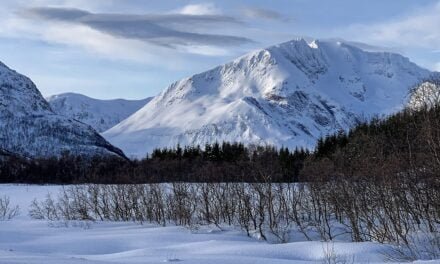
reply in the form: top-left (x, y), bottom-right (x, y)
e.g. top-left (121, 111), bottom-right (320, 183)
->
top-left (408, 80), bottom-right (440, 110)
top-left (47, 93), bottom-right (152, 132)
top-left (104, 39), bottom-right (432, 157)
top-left (0, 61), bottom-right (125, 158)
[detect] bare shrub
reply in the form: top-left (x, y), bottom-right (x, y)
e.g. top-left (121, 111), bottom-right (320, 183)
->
top-left (26, 180), bottom-right (439, 257)
top-left (384, 230), bottom-right (440, 261)
top-left (29, 194), bottom-right (58, 220)
top-left (321, 242), bottom-right (355, 264)
top-left (0, 195), bottom-right (19, 220)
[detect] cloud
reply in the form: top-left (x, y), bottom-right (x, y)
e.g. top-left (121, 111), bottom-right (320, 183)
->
top-left (1, 13), bottom-right (200, 68)
top-left (176, 3), bottom-right (221, 15)
top-left (241, 6), bottom-right (287, 21)
top-left (22, 7), bottom-right (253, 49)
top-left (323, 38), bottom-right (400, 53)
top-left (342, 2), bottom-right (440, 50)
top-left (435, 63), bottom-right (440, 72)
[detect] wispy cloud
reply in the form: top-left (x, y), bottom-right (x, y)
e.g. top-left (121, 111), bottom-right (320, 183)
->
top-left (175, 3), bottom-right (221, 15)
top-left (22, 7), bottom-right (253, 49)
top-left (241, 6), bottom-right (288, 22)
top-left (342, 1), bottom-right (440, 50)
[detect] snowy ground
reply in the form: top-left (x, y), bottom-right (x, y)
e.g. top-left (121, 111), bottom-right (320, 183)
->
top-left (0, 185), bottom-right (438, 264)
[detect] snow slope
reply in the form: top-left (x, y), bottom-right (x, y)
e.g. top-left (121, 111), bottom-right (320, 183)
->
top-left (47, 93), bottom-right (152, 132)
top-left (0, 184), bottom-right (406, 264)
top-left (408, 81), bottom-right (440, 110)
top-left (104, 39), bottom-right (432, 157)
top-left (0, 62), bottom-right (125, 158)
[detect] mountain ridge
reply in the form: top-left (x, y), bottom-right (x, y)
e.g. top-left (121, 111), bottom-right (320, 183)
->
top-left (47, 92), bottom-right (152, 132)
top-left (0, 61), bottom-right (127, 159)
top-left (100, 38), bottom-right (432, 157)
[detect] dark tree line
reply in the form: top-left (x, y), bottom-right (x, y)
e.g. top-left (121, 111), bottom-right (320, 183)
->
top-left (304, 103), bottom-right (440, 183)
top-left (0, 142), bottom-right (309, 183)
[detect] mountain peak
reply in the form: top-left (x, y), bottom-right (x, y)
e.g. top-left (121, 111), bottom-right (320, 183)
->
top-left (0, 61), bottom-right (126, 158)
top-left (47, 93), bottom-right (153, 133)
top-left (103, 40), bottom-right (432, 157)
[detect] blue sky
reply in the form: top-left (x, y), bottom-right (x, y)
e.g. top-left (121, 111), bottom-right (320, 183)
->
top-left (1, 0), bottom-right (439, 99)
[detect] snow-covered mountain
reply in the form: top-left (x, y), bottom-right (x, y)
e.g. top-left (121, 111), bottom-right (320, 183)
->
top-left (0, 61), bottom-right (126, 159)
top-left (408, 78), bottom-right (440, 110)
top-left (104, 39), bottom-right (433, 157)
top-left (47, 93), bottom-right (152, 132)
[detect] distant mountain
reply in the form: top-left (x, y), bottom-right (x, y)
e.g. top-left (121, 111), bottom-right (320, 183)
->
top-left (0, 61), bottom-right (126, 159)
top-left (104, 39), bottom-right (432, 158)
top-left (47, 93), bottom-right (152, 132)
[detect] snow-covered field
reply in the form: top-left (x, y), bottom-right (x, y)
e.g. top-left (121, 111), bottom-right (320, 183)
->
top-left (0, 185), bottom-right (437, 264)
